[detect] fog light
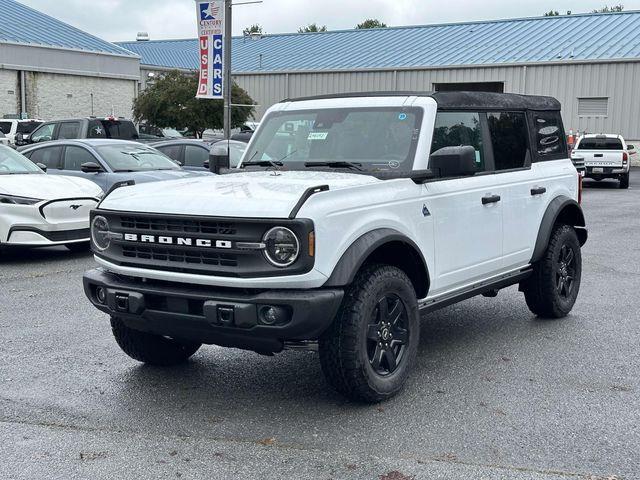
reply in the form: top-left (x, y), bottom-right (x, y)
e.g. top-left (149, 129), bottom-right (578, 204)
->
top-left (258, 305), bottom-right (290, 326)
top-left (95, 286), bottom-right (106, 304)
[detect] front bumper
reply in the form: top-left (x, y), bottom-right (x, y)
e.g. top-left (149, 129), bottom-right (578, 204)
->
top-left (83, 268), bottom-right (344, 353)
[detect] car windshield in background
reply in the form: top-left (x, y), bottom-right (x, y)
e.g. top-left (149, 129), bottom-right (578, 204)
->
top-left (243, 107), bottom-right (423, 172)
top-left (94, 145), bottom-right (180, 172)
top-left (0, 146), bottom-right (43, 174)
top-left (578, 138), bottom-right (624, 150)
top-left (0, 122), bottom-right (11, 135)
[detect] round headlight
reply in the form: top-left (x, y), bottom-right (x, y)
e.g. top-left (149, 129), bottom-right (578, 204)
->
top-left (263, 227), bottom-right (300, 267)
top-left (91, 215), bottom-right (111, 251)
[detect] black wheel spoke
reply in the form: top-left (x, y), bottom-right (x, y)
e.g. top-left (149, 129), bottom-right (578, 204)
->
top-left (377, 298), bottom-right (389, 321)
top-left (370, 344), bottom-right (384, 370)
top-left (565, 248), bottom-right (574, 265)
top-left (387, 298), bottom-right (402, 324)
top-left (384, 348), bottom-right (397, 372)
top-left (557, 276), bottom-right (565, 294)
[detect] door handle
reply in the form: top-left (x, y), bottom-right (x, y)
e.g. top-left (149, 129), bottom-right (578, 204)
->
top-left (531, 186), bottom-right (547, 196)
top-left (482, 194), bottom-right (501, 205)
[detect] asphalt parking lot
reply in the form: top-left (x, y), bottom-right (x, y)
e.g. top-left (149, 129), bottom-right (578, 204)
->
top-left (1, 170), bottom-right (639, 480)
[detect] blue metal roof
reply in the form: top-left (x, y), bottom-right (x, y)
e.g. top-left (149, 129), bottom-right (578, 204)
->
top-left (117, 11), bottom-right (640, 73)
top-left (0, 0), bottom-right (136, 56)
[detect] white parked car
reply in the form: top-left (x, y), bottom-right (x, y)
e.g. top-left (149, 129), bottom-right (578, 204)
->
top-left (571, 134), bottom-right (631, 188)
top-left (83, 92), bottom-right (587, 402)
top-left (0, 145), bottom-right (102, 251)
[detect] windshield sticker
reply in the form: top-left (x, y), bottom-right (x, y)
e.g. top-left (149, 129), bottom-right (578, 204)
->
top-left (398, 113), bottom-right (407, 121)
top-left (308, 132), bottom-right (329, 140)
top-left (388, 161), bottom-right (400, 169)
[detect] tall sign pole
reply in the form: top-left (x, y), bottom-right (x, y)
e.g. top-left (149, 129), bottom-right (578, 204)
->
top-left (223, 0), bottom-right (232, 140)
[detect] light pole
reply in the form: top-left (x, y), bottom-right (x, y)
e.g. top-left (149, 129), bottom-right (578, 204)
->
top-left (223, 0), bottom-right (232, 139)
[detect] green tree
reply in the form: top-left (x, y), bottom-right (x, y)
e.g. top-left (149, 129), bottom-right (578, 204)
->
top-left (298, 23), bottom-right (327, 33)
top-left (356, 19), bottom-right (387, 29)
top-left (243, 24), bottom-right (263, 35)
top-left (133, 70), bottom-right (255, 138)
top-left (593, 4), bottom-right (624, 12)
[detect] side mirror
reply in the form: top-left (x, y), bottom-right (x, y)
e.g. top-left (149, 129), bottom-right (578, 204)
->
top-left (36, 162), bottom-right (47, 172)
top-left (15, 133), bottom-right (24, 144)
top-left (209, 144), bottom-right (230, 174)
top-left (429, 145), bottom-right (478, 178)
top-left (203, 160), bottom-right (210, 170)
top-left (627, 145), bottom-right (635, 150)
top-left (81, 162), bottom-right (103, 173)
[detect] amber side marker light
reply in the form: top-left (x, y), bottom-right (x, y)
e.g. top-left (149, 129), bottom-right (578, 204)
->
top-left (308, 231), bottom-right (315, 257)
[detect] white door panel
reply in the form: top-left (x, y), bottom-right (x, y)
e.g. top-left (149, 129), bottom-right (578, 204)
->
top-left (424, 175), bottom-right (503, 296)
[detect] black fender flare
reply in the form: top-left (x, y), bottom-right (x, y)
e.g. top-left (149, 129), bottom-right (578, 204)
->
top-left (323, 228), bottom-right (430, 295)
top-left (531, 195), bottom-right (587, 263)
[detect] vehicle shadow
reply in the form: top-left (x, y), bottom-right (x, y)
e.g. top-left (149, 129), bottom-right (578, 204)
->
top-left (582, 179), bottom-right (623, 189)
top-left (0, 246), bottom-right (92, 265)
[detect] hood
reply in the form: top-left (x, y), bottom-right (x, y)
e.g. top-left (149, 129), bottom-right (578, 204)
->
top-left (100, 170), bottom-right (381, 218)
top-left (0, 174), bottom-right (102, 200)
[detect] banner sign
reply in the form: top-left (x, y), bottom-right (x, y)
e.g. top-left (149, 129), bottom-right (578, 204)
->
top-left (196, 1), bottom-right (224, 99)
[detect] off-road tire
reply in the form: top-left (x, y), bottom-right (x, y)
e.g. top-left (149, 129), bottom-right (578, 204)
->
top-left (65, 241), bottom-right (90, 253)
top-left (319, 264), bottom-right (420, 403)
top-left (111, 317), bottom-right (201, 366)
top-left (522, 224), bottom-right (582, 319)
top-left (620, 173), bottom-right (630, 189)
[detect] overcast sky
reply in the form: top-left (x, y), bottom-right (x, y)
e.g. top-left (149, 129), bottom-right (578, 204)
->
top-left (18, 0), bottom-right (640, 42)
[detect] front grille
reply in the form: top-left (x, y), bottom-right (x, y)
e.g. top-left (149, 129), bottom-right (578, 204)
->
top-left (120, 216), bottom-right (237, 236)
top-left (95, 211), bottom-right (314, 278)
top-left (122, 245), bottom-right (239, 267)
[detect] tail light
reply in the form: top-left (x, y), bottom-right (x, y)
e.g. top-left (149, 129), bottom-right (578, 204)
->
top-left (578, 173), bottom-right (583, 205)
top-left (623, 152), bottom-right (628, 166)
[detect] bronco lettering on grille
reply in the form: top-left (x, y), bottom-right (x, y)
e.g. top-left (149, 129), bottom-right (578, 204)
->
top-left (123, 233), bottom-right (233, 249)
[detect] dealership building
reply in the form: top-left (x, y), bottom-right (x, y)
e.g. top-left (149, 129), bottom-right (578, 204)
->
top-left (2, 0), bottom-right (640, 143)
top-left (119, 11), bottom-right (640, 141)
top-left (0, 0), bottom-right (139, 121)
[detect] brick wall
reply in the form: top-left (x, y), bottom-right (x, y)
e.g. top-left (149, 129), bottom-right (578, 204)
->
top-left (0, 69), bottom-right (19, 117)
top-left (25, 72), bottom-right (138, 120)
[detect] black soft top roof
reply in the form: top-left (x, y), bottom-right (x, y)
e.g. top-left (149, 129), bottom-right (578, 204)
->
top-left (283, 91), bottom-right (560, 111)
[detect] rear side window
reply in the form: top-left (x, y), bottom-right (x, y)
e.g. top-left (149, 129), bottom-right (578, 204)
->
top-left (431, 112), bottom-right (485, 171)
top-left (487, 112), bottom-right (529, 171)
top-left (0, 122), bottom-right (11, 134)
top-left (58, 122), bottom-right (81, 140)
top-left (100, 120), bottom-right (138, 140)
top-left (28, 146), bottom-right (63, 169)
top-left (578, 138), bottom-right (623, 150)
top-left (157, 145), bottom-right (182, 161)
top-left (184, 145), bottom-right (209, 167)
top-left (532, 111), bottom-right (565, 157)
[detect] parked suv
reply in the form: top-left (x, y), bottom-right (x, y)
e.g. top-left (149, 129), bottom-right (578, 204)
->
top-left (571, 134), bottom-right (631, 188)
top-left (16, 117), bottom-right (139, 147)
top-left (83, 92), bottom-right (587, 402)
top-left (0, 119), bottom-right (43, 146)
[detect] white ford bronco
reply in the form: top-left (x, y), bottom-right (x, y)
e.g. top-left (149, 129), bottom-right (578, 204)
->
top-left (84, 92), bottom-right (587, 402)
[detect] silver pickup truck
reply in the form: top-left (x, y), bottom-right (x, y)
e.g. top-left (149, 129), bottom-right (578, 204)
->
top-left (571, 134), bottom-right (631, 189)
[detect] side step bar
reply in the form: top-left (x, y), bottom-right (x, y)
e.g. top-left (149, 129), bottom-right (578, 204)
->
top-left (419, 268), bottom-right (532, 314)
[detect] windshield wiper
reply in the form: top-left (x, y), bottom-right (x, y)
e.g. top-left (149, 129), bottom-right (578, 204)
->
top-left (304, 161), bottom-right (363, 171)
top-left (241, 160), bottom-right (284, 168)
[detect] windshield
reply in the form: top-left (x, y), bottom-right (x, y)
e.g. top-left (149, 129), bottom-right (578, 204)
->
top-left (242, 107), bottom-right (423, 172)
top-left (578, 138), bottom-right (623, 150)
top-left (0, 146), bottom-right (43, 175)
top-left (94, 145), bottom-right (180, 172)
